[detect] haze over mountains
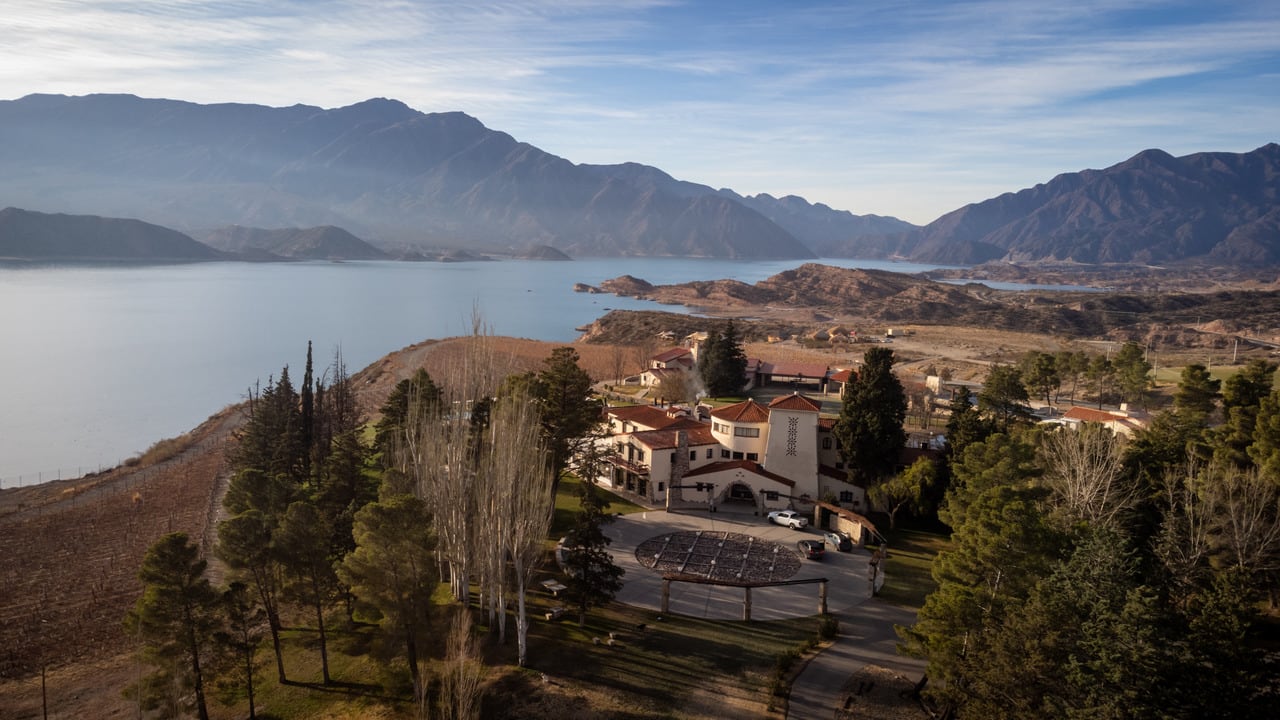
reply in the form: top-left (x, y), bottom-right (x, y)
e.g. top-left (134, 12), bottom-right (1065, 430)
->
top-left (0, 93), bottom-right (1276, 265)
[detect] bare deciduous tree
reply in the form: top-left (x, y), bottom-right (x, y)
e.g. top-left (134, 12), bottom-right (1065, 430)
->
top-left (1205, 466), bottom-right (1280, 578)
top-left (401, 320), bottom-right (508, 603)
top-left (437, 608), bottom-right (485, 720)
top-left (1154, 460), bottom-right (1215, 609)
top-left (484, 395), bottom-right (555, 667)
top-left (1039, 423), bottom-right (1133, 529)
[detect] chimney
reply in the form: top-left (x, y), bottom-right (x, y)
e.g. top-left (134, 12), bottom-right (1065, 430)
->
top-left (670, 430), bottom-right (690, 500)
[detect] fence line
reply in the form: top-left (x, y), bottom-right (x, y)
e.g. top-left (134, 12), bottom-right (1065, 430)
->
top-left (1, 436), bottom-right (227, 490)
top-left (0, 466), bottom-right (102, 490)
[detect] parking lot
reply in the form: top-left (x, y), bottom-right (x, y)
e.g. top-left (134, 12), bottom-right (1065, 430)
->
top-left (603, 508), bottom-right (876, 621)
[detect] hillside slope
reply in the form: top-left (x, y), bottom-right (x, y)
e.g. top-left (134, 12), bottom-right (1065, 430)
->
top-left (0, 207), bottom-right (220, 261)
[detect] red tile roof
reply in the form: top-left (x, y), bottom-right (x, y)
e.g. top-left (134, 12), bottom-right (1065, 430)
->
top-left (764, 362), bottom-right (830, 379)
top-left (1063, 406), bottom-right (1125, 423)
top-left (818, 417), bottom-right (838, 431)
top-left (710, 399), bottom-right (771, 423)
top-left (684, 460), bottom-right (795, 487)
top-left (631, 425), bottom-right (718, 450)
top-left (651, 347), bottom-right (693, 364)
top-left (829, 368), bottom-right (854, 384)
top-left (606, 405), bottom-right (684, 431)
top-left (768, 393), bottom-right (822, 412)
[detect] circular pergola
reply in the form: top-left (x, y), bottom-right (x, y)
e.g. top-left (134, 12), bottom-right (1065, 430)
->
top-left (635, 530), bottom-right (801, 584)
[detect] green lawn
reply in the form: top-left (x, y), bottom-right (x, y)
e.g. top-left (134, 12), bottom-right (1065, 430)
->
top-left (876, 528), bottom-right (951, 610)
top-left (487, 600), bottom-right (820, 718)
top-left (550, 473), bottom-right (648, 538)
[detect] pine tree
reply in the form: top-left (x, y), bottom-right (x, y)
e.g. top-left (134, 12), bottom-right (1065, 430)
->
top-left (833, 347), bottom-right (907, 486)
top-left (700, 320), bottom-right (748, 397)
top-left (944, 386), bottom-right (994, 462)
top-left (275, 501), bottom-right (337, 684)
top-left (1112, 342), bottom-right (1153, 408)
top-left (562, 481), bottom-right (625, 625)
top-left (216, 509), bottom-right (290, 684)
top-left (1216, 359), bottom-right (1278, 469)
top-left (125, 533), bottom-right (221, 720)
top-left (977, 364), bottom-right (1033, 430)
top-left (337, 494), bottom-right (437, 702)
top-left (214, 581), bottom-right (266, 719)
top-left (528, 347), bottom-right (600, 490)
top-left (1172, 362), bottom-right (1221, 422)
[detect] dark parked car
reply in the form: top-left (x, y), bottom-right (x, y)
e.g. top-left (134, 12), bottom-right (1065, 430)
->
top-left (796, 539), bottom-right (825, 560)
top-left (823, 531), bottom-right (853, 552)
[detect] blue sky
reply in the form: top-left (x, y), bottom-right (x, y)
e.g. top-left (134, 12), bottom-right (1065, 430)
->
top-left (2, 1), bottom-right (1277, 224)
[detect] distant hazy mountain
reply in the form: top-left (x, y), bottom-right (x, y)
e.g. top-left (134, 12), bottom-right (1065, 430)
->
top-left (0, 207), bottom-right (220, 261)
top-left (201, 225), bottom-right (389, 260)
top-left (895, 144), bottom-right (1280, 265)
top-left (0, 94), bottom-right (821, 259)
top-left (580, 161), bottom-right (917, 255)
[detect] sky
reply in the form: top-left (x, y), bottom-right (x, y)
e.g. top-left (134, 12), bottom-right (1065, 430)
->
top-left (2, 1), bottom-right (1278, 225)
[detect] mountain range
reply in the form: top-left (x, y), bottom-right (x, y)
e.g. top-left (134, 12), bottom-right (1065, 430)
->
top-left (0, 93), bottom-right (1276, 265)
top-left (879, 144), bottom-right (1280, 265)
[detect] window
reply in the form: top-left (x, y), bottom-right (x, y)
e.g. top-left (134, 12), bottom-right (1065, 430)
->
top-left (721, 449), bottom-right (730, 459)
top-left (733, 426), bottom-right (760, 437)
top-left (658, 482), bottom-right (665, 492)
top-left (670, 452), bottom-right (676, 463)
top-left (637, 449), bottom-right (645, 461)
top-left (839, 491), bottom-right (854, 502)
top-left (822, 437), bottom-right (832, 450)
top-left (706, 449), bottom-right (713, 459)
top-left (746, 452), bottom-right (759, 461)
top-left (732, 451), bottom-right (744, 460)
top-left (690, 451), bottom-right (697, 461)
top-left (713, 421), bottom-right (726, 433)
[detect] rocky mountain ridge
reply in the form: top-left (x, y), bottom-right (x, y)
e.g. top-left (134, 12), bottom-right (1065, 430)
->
top-left (868, 144), bottom-right (1280, 265)
top-left (0, 93), bottom-right (836, 259)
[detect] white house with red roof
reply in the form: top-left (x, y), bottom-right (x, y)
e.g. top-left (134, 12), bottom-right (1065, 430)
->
top-left (1053, 405), bottom-right (1149, 437)
top-left (598, 392), bottom-right (868, 515)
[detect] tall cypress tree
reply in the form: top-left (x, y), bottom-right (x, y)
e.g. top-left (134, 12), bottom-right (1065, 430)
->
top-left (833, 347), bottom-right (907, 486)
top-left (700, 321), bottom-right (747, 397)
top-left (301, 341), bottom-right (315, 478)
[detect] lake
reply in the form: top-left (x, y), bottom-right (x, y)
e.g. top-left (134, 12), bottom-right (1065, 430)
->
top-left (1, 256), bottom-right (956, 487)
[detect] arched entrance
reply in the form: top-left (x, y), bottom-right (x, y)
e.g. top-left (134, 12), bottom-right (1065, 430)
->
top-left (721, 482), bottom-right (759, 514)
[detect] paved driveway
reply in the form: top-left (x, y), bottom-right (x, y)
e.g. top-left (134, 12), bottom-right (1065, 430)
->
top-left (602, 508), bottom-right (926, 719)
top-left (604, 508), bottom-right (874, 621)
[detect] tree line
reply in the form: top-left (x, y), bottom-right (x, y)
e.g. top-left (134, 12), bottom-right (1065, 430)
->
top-left (126, 336), bottom-right (614, 719)
top-left (899, 355), bottom-right (1280, 717)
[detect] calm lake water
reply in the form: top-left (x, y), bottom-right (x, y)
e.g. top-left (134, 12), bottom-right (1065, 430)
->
top-left (1, 257), bottom-right (954, 487)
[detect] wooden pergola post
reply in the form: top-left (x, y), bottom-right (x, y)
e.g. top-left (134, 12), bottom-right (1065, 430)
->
top-left (662, 578), bottom-right (671, 614)
top-left (743, 586), bottom-right (752, 622)
top-left (818, 580), bottom-right (828, 615)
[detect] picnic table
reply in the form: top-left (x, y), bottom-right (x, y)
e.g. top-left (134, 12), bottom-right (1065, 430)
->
top-left (540, 579), bottom-right (568, 596)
